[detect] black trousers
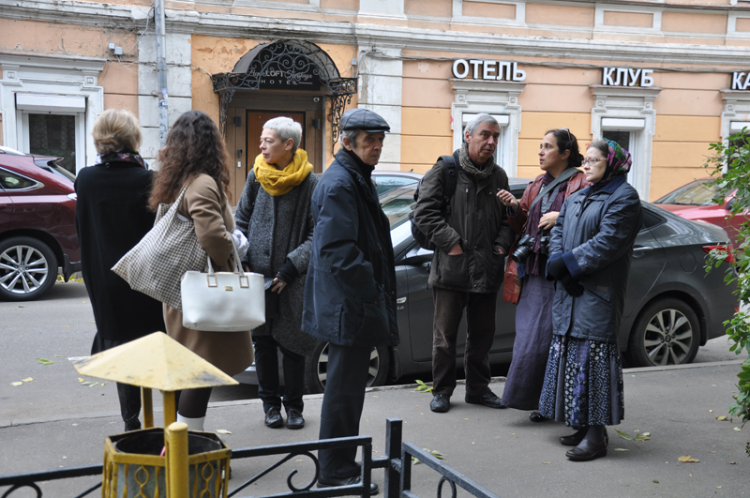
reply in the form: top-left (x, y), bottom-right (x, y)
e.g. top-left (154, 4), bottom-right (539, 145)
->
top-left (431, 287), bottom-right (497, 397)
top-left (254, 335), bottom-right (305, 414)
top-left (318, 343), bottom-right (371, 479)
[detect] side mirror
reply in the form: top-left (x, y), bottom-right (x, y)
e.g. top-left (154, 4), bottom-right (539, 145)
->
top-left (401, 248), bottom-right (433, 266)
top-left (725, 198), bottom-right (736, 211)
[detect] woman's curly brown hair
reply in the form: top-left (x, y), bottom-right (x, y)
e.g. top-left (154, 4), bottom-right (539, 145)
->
top-left (149, 110), bottom-right (231, 211)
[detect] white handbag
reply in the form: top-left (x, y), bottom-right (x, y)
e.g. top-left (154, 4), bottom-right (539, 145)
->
top-left (181, 240), bottom-right (265, 332)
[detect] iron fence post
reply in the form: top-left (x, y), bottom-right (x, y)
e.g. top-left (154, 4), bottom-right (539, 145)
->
top-left (384, 418), bottom-right (402, 498)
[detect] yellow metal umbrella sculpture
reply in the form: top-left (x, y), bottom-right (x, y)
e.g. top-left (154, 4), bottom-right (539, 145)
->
top-left (73, 331), bottom-right (238, 427)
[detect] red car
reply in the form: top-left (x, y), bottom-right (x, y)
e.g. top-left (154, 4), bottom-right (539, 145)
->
top-left (653, 178), bottom-right (745, 249)
top-left (0, 146), bottom-right (80, 301)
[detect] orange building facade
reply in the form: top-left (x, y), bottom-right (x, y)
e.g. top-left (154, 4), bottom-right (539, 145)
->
top-left (3, 0), bottom-right (750, 201)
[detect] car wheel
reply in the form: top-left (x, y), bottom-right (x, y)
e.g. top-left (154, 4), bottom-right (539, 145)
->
top-left (304, 341), bottom-right (390, 394)
top-left (626, 297), bottom-right (700, 367)
top-left (0, 236), bottom-right (58, 301)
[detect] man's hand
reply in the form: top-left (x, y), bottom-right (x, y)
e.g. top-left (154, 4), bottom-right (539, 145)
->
top-left (538, 211), bottom-right (559, 230)
top-left (496, 189), bottom-right (519, 211)
top-left (448, 243), bottom-right (463, 256)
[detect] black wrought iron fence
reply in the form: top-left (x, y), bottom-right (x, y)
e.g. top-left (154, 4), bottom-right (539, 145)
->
top-left (0, 418), bottom-right (498, 498)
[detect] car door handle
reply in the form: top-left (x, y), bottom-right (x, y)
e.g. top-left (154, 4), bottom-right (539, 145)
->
top-left (633, 246), bottom-right (653, 258)
top-left (396, 297), bottom-right (407, 304)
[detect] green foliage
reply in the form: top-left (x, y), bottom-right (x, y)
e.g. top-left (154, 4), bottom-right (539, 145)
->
top-left (414, 379), bottom-right (433, 393)
top-left (703, 129), bottom-right (750, 428)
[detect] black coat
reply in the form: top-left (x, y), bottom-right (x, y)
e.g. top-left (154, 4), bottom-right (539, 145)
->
top-left (302, 150), bottom-right (399, 348)
top-left (547, 175), bottom-right (643, 343)
top-left (74, 161), bottom-right (165, 342)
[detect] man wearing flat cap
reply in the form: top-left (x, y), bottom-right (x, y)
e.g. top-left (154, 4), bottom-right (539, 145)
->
top-left (302, 108), bottom-right (398, 494)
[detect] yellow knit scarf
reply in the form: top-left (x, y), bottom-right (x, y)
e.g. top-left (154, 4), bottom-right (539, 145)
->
top-left (253, 149), bottom-right (313, 196)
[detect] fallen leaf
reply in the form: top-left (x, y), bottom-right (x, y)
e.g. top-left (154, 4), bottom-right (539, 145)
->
top-left (11, 382), bottom-right (23, 387)
top-left (101, 382), bottom-right (108, 387)
top-left (678, 455), bottom-right (699, 463)
top-left (709, 410), bottom-right (713, 413)
top-left (71, 423), bottom-right (78, 426)
top-left (65, 326), bottom-right (71, 328)
top-left (615, 429), bottom-right (633, 441)
top-left (88, 382), bottom-right (99, 387)
top-left (78, 378), bottom-right (85, 382)
top-left (542, 462), bottom-right (550, 464)
top-left (22, 377), bottom-right (33, 382)
top-left (734, 427), bottom-right (741, 431)
top-left (464, 418), bottom-right (469, 421)
top-left (717, 486), bottom-right (722, 489)
top-left (614, 448), bottom-right (629, 452)
top-left (216, 429), bottom-right (232, 435)
top-left (730, 461), bottom-right (737, 465)
top-left (653, 480), bottom-right (659, 484)
top-left (715, 415), bottom-right (728, 421)
top-left (36, 358), bottom-right (54, 365)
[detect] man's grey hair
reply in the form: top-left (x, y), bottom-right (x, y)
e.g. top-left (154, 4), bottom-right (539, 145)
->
top-left (339, 128), bottom-right (361, 148)
top-left (263, 117), bottom-right (302, 153)
top-left (465, 113), bottom-right (499, 137)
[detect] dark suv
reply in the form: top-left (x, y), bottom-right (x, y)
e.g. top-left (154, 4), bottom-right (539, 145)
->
top-left (0, 146), bottom-right (80, 301)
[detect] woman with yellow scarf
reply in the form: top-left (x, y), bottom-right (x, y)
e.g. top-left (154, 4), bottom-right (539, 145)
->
top-left (235, 117), bottom-right (319, 430)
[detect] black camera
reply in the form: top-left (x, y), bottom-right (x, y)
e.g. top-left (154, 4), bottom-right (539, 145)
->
top-left (511, 234), bottom-right (536, 263)
top-left (539, 235), bottom-right (551, 256)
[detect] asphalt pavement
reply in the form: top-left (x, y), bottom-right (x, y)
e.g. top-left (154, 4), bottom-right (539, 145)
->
top-left (1, 281), bottom-right (749, 497)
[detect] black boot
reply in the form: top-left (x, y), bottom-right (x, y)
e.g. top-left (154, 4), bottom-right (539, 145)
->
top-left (566, 425), bottom-right (608, 461)
top-left (559, 427), bottom-right (587, 446)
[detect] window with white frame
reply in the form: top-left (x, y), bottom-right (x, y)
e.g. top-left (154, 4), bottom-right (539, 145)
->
top-left (450, 79), bottom-right (525, 176)
top-left (591, 85), bottom-right (661, 201)
top-left (15, 93), bottom-right (87, 175)
top-left (0, 54), bottom-right (104, 175)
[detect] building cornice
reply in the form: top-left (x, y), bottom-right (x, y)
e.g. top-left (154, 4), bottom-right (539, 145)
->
top-left (4, 0), bottom-right (750, 67)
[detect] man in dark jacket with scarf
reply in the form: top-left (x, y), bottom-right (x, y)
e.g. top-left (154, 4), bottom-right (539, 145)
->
top-left (413, 113), bottom-right (515, 414)
top-left (302, 108), bottom-right (398, 494)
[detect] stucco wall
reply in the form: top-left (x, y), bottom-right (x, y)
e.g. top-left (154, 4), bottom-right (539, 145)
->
top-left (0, 18), bottom-right (139, 118)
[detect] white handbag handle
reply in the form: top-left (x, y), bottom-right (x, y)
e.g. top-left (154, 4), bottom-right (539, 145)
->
top-left (206, 236), bottom-right (249, 288)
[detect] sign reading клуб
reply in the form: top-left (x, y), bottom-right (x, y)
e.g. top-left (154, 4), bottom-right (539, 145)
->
top-left (602, 67), bottom-right (655, 87)
top-left (452, 59), bottom-right (527, 82)
top-left (732, 72), bottom-right (750, 90)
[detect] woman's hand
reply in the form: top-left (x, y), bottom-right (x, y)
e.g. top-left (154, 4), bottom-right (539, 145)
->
top-left (271, 278), bottom-right (287, 294)
top-left (496, 189), bottom-right (519, 211)
top-left (538, 211), bottom-right (559, 230)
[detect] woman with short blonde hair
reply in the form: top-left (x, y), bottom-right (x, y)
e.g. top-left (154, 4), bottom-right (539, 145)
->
top-left (92, 109), bottom-right (142, 155)
top-left (76, 108), bottom-right (165, 432)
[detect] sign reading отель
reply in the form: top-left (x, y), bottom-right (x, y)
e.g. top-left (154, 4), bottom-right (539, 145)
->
top-left (452, 59), bottom-right (527, 82)
top-left (602, 67), bottom-right (654, 87)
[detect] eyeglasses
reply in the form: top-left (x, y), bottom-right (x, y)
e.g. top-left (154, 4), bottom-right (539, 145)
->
top-left (582, 158), bottom-right (604, 166)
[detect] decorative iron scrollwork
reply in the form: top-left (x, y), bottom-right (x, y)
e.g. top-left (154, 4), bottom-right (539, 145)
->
top-left (211, 39), bottom-right (357, 148)
top-left (227, 450), bottom-right (319, 497)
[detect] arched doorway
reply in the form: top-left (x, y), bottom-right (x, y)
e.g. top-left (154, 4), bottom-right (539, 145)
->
top-left (211, 39), bottom-right (357, 201)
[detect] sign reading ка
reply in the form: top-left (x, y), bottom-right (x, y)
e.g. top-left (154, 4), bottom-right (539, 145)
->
top-left (452, 59), bottom-right (527, 82)
top-left (732, 72), bottom-right (750, 91)
top-left (602, 67), bottom-right (655, 87)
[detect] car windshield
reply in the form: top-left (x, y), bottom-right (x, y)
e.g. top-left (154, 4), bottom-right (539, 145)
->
top-left (654, 179), bottom-right (719, 206)
top-left (379, 185), bottom-right (417, 230)
top-left (34, 158), bottom-right (76, 182)
top-left (374, 175), bottom-right (419, 195)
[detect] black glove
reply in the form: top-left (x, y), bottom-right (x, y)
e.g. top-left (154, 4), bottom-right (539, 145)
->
top-left (548, 256), bottom-right (584, 297)
top-left (559, 273), bottom-right (584, 297)
top-left (547, 256), bottom-right (569, 281)
top-left (275, 260), bottom-right (299, 285)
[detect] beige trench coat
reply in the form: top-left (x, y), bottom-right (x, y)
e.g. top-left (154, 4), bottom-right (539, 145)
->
top-left (164, 174), bottom-right (253, 376)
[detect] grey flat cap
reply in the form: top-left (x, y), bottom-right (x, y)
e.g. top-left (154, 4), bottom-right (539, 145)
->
top-left (340, 108), bottom-right (390, 133)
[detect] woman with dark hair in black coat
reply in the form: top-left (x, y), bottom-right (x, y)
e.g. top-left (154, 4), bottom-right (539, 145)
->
top-left (75, 109), bottom-right (165, 432)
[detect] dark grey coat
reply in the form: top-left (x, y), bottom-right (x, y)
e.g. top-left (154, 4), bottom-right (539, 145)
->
top-left (234, 170), bottom-right (319, 356)
top-left (547, 175), bottom-right (643, 344)
top-left (413, 154), bottom-right (515, 293)
top-left (301, 150), bottom-right (399, 348)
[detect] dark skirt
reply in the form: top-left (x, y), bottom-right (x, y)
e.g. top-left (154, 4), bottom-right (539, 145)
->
top-left (501, 274), bottom-right (556, 410)
top-left (91, 333), bottom-right (131, 355)
top-left (538, 335), bottom-right (624, 427)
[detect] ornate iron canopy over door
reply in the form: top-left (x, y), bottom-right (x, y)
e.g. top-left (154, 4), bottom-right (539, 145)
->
top-left (211, 39), bottom-right (356, 148)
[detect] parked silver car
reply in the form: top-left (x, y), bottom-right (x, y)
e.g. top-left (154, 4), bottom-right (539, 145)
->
top-left (237, 174), bottom-right (738, 393)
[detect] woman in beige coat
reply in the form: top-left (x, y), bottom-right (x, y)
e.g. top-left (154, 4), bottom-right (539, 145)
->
top-left (149, 110), bottom-right (253, 431)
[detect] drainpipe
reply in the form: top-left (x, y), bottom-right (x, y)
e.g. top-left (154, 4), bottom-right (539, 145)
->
top-left (154, 0), bottom-right (169, 146)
